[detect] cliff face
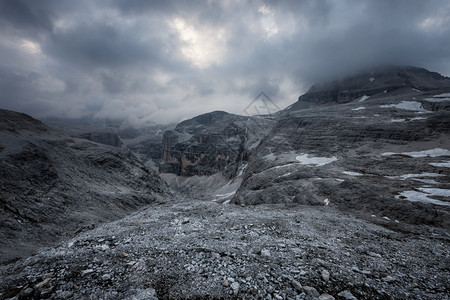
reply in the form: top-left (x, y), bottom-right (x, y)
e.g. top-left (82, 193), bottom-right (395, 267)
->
top-left (160, 111), bottom-right (247, 176)
top-left (160, 111), bottom-right (275, 177)
top-left (0, 109), bottom-right (170, 263)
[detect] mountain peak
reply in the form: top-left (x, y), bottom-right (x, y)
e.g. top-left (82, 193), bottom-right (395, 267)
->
top-left (290, 65), bottom-right (450, 110)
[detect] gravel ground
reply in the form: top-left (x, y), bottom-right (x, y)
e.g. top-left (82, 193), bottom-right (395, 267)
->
top-left (1, 195), bottom-right (449, 300)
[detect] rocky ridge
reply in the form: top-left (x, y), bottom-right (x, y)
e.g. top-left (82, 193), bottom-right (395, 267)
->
top-left (0, 109), bottom-right (170, 264)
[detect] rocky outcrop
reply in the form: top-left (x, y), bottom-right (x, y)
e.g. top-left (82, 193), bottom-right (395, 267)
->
top-left (0, 109), bottom-right (170, 263)
top-left (233, 66), bottom-right (450, 228)
top-left (160, 111), bottom-right (274, 177)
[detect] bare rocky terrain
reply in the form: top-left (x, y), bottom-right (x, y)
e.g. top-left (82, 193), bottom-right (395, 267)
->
top-left (0, 195), bottom-right (449, 299)
top-left (1, 65), bottom-right (449, 299)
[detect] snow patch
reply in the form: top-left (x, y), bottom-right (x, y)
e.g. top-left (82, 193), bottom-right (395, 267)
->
top-left (213, 191), bottom-right (236, 203)
top-left (386, 173), bottom-right (444, 180)
top-left (352, 106), bottom-right (365, 111)
top-left (424, 97), bottom-right (450, 103)
top-left (324, 198), bottom-right (330, 206)
top-left (358, 95), bottom-right (370, 102)
top-left (369, 77), bottom-right (375, 82)
top-left (433, 92), bottom-right (450, 97)
top-left (237, 164), bottom-right (248, 177)
top-left (380, 101), bottom-right (428, 112)
top-left (430, 161), bottom-right (450, 168)
top-left (390, 119), bottom-right (405, 123)
top-left (396, 190), bottom-right (450, 207)
top-left (411, 117), bottom-right (427, 121)
top-left (295, 154), bottom-right (338, 166)
top-left (382, 148), bottom-right (450, 158)
top-left (271, 163), bottom-right (299, 170)
top-left (278, 172), bottom-right (292, 178)
top-left (342, 171), bottom-right (363, 176)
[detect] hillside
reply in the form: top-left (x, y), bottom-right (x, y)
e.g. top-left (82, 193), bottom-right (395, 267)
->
top-left (0, 109), bottom-right (170, 263)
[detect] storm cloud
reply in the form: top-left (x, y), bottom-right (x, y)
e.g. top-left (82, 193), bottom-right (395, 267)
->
top-left (1, 0), bottom-right (449, 125)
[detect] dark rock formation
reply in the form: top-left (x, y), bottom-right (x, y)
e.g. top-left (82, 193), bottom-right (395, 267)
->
top-left (160, 111), bottom-right (274, 177)
top-left (0, 109), bottom-right (170, 263)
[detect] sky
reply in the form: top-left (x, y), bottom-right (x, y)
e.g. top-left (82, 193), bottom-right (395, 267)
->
top-left (1, 0), bottom-right (450, 126)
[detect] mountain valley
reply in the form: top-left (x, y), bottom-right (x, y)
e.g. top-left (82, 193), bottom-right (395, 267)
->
top-left (1, 66), bottom-right (449, 299)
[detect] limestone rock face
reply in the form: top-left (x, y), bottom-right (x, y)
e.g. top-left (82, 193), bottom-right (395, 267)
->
top-left (232, 66), bottom-right (450, 228)
top-left (160, 111), bottom-right (274, 177)
top-left (0, 109), bottom-right (170, 263)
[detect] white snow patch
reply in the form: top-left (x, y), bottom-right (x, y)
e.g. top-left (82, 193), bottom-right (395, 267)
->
top-left (324, 198), bottom-right (330, 206)
top-left (382, 148), bottom-right (450, 158)
top-left (369, 77), bottom-right (375, 82)
top-left (411, 117), bottom-right (427, 121)
top-left (382, 216), bottom-right (390, 220)
top-left (430, 161), bottom-right (450, 168)
top-left (271, 162), bottom-right (299, 170)
top-left (358, 95), bottom-right (370, 102)
top-left (295, 154), bottom-right (338, 166)
top-left (413, 179), bottom-right (440, 185)
top-left (412, 88), bottom-right (421, 92)
top-left (237, 163), bottom-right (248, 177)
top-left (390, 119), bottom-right (405, 123)
top-left (424, 97), bottom-right (450, 103)
top-left (418, 188), bottom-right (450, 197)
top-left (213, 191), bottom-right (236, 202)
top-left (342, 171), bottom-right (363, 176)
top-left (386, 173), bottom-right (444, 180)
top-left (380, 101), bottom-right (428, 112)
top-left (352, 106), bottom-right (365, 111)
top-left (433, 92), bottom-right (450, 97)
top-left (278, 172), bottom-right (292, 178)
top-left (383, 90), bottom-right (387, 93)
top-left (374, 114), bottom-right (380, 117)
top-left (396, 190), bottom-right (450, 206)
top-left (336, 178), bottom-right (345, 182)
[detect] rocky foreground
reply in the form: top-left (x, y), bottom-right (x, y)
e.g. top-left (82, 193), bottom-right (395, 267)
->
top-left (1, 196), bottom-right (448, 299)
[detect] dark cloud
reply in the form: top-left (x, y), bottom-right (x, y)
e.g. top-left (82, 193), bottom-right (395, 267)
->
top-left (0, 0), bottom-right (449, 124)
top-left (0, 0), bottom-right (55, 32)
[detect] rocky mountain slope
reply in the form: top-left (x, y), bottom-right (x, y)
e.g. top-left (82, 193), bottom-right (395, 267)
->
top-left (0, 109), bottom-right (170, 264)
top-left (232, 66), bottom-right (450, 229)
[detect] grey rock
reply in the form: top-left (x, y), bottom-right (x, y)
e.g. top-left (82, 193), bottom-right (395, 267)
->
top-left (19, 287), bottom-right (34, 298)
top-left (383, 276), bottom-right (397, 283)
top-left (230, 281), bottom-right (240, 295)
top-left (303, 286), bottom-right (320, 298)
top-left (321, 270), bottom-right (330, 281)
top-left (318, 294), bottom-right (335, 300)
top-left (81, 269), bottom-right (94, 277)
top-left (291, 280), bottom-right (303, 292)
top-left (337, 290), bottom-right (358, 300)
top-left (261, 249), bottom-right (271, 257)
